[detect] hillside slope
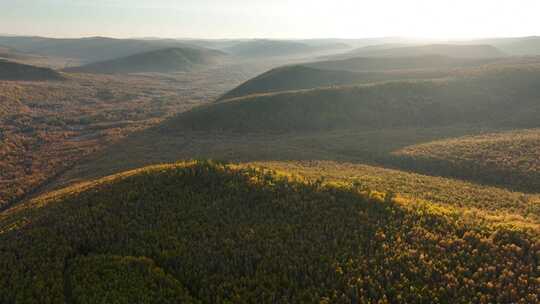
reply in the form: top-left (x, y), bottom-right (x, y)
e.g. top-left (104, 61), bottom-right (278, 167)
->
top-left (64, 48), bottom-right (225, 74)
top-left (0, 59), bottom-right (63, 81)
top-left (0, 46), bottom-right (24, 60)
top-left (472, 37), bottom-right (540, 56)
top-left (393, 129), bottom-right (540, 192)
top-left (1, 161), bottom-right (538, 303)
top-left (306, 55), bottom-right (500, 73)
top-left (220, 56), bottom-right (531, 100)
top-left (170, 65), bottom-right (540, 133)
top-left (219, 65), bottom-right (379, 100)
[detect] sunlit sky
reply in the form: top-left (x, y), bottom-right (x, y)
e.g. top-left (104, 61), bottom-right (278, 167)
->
top-left (1, 0), bottom-right (540, 39)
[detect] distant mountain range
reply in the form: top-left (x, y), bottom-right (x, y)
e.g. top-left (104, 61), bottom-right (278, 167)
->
top-left (64, 47), bottom-right (226, 74)
top-left (2, 36), bottom-right (540, 65)
top-left (327, 44), bottom-right (506, 60)
top-left (0, 36), bottom-right (210, 64)
top-left (220, 55), bottom-right (531, 100)
top-left (468, 36), bottom-right (540, 55)
top-left (306, 54), bottom-right (502, 72)
top-left (222, 39), bottom-right (351, 58)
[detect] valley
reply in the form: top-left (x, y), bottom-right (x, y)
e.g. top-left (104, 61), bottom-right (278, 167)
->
top-left (1, 34), bottom-right (540, 303)
top-left (0, 60), bottom-right (284, 209)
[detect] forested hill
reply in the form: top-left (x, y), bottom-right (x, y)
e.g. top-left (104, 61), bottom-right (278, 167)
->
top-left (169, 65), bottom-right (540, 133)
top-left (0, 161), bottom-right (537, 303)
top-left (0, 36), bottom-right (206, 63)
top-left (64, 47), bottom-right (225, 74)
top-left (219, 63), bottom-right (479, 101)
top-left (219, 56), bottom-right (537, 101)
top-left (219, 65), bottom-right (371, 100)
top-left (0, 59), bottom-right (63, 81)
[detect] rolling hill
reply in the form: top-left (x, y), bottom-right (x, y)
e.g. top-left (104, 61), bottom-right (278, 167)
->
top-left (0, 59), bottom-right (63, 81)
top-left (0, 45), bottom-right (22, 59)
top-left (0, 36), bottom-right (208, 64)
top-left (339, 44), bottom-right (506, 59)
top-left (64, 48), bottom-right (226, 74)
top-left (223, 39), bottom-right (348, 58)
top-left (219, 65), bottom-right (374, 100)
top-left (170, 65), bottom-right (540, 133)
top-left (0, 46), bottom-right (43, 64)
top-left (218, 64), bottom-right (461, 101)
top-left (1, 161), bottom-right (537, 303)
top-left (393, 129), bottom-right (540, 192)
top-left (153, 63), bottom-right (540, 193)
top-left (220, 56), bottom-right (522, 100)
top-left (470, 36), bottom-right (540, 56)
top-left (0, 45), bottom-right (75, 69)
top-left (306, 55), bottom-right (501, 73)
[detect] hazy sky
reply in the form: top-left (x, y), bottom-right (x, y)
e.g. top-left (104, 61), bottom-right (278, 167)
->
top-left (1, 0), bottom-right (539, 39)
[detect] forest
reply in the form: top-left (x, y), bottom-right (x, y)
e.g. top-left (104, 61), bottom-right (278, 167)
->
top-left (0, 161), bottom-right (538, 303)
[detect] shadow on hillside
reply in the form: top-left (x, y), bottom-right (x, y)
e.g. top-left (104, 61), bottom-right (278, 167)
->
top-left (49, 122), bottom-right (526, 192)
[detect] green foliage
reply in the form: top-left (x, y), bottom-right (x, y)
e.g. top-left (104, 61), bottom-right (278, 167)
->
top-left (68, 255), bottom-right (198, 304)
top-left (393, 129), bottom-right (540, 192)
top-left (0, 161), bottom-right (538, 303)
top-left (258, 160), bottom-right (540, 224)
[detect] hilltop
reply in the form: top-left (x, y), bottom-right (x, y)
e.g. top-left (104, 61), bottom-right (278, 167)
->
top-left (169, 65), bottom-right (540, 133)
top-left (218, 64), bottom-right (459, 101)
top-left (220, 55), bottom-right (517, 100)
top-left (64, 48), bottom-right (226, 74)
top-left (0, 59), bottom-right (63, 81)
top-left (219, 65), bottom-right (372, 100)
top-left (470, 36), bottom-right (540, 56)
top-left (1, 161), bottom-right (537, 303)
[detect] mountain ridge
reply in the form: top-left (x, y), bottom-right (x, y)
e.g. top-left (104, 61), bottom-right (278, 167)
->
top-left (0, 59), bottom-right (64, 81)
top-left (64, 47), bottom-right (226, 74)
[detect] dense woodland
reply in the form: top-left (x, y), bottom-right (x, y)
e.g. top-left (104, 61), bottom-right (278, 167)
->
top-left (174, 65), bottom-right (540, 133)
top-left (0, 162), bottom-right (538, 303)
top-left (392, 129), bottom-right (540, 192)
